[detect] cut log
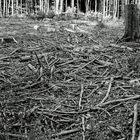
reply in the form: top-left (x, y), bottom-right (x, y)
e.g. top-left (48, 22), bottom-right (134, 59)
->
top-left (121, 4), bottom-right (140, 42)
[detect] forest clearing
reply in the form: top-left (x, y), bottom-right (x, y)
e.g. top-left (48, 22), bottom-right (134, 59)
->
top-left (0, 0), bottom-right (140, 140)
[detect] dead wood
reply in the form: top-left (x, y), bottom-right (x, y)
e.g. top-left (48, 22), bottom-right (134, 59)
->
top-left (0, 19), bottom-right (140, 140)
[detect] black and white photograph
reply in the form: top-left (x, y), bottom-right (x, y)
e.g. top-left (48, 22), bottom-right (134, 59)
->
top-left (0, 0), bottom-right (140, 139)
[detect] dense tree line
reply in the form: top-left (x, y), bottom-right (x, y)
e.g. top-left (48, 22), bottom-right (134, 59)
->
top-left (0, 0), bottom-right (139, 19)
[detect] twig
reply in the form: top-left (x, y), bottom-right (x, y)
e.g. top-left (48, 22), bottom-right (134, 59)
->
top-left (110, 43), bottom-right (133, 51)
top-left (51, 129), bottom-right (80, 138)
top-left (99, 77), bottom-right (113, 105)
top-left (70, 58), bottom-right (96, 74)
top-left (0, 132), bottom-right (28, 139)
top-left (10, 48), bottom-right (21, 55)
top-left (131, 103), bottom-right (138, 140)
top-left (82, 116), bottom-right (85, 140)
top-left (79, 84), bottom-right (84, 108)
top-left (34, 51), bottom-right (42, 67)
top-left (96, 95), bottom-right (140, 107)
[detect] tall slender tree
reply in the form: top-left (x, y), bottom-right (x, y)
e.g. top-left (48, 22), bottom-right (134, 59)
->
top-left (0, 0), bottom-right (2, 17)
top-left (11, 0), bottom-right (14, 16)
top-left (55, 0), bottom-right (59, 14)
top-left (71, 0), bottom-right (74, 12)
top-left (60, 0), bottom-right (64, 13)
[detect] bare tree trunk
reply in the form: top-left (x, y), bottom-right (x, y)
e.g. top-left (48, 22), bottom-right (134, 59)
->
top-left (34, 0), bottom-right (37, 14)
top-left (40, 0), bottom-right (43, 11)
top-left (21, 0), bottom-right (22, 14)
top-left (16, 0), bottom-right (18, 15)
top-left (117, 0), bottom-right (119, 18)
top-left (11, 0), bottom-right (14, 16)
top-left (85, 0), bottom-right (89, 13)
top-left (103, 0), bottom-right (105, 18)
top-left (8, 0), bottom-right (10, 15)
top-left (3, 0), bottom-right (5, 16)
top-left (121, 4), bottom-right (140, 42)
top-left (105, 0), bottom-right (108, 16)
top-left (95, 0), bottom-right (97, 13)
top-left (108, 0), bottom-right (111, 15)
top-left (77, 0), bottom-right (79, 12)
top-left (60, 0), bottom-right (64, 13)
top-left (113, 0), bottom-right (117, 19)
top-left (45, 0), bottom-right (49, 14)
top-left (25, 0), bottom-right (28, 14)
top-left (71, 0), bottom-right (74, 12)
top-left (5, 0), bottom-right (8, 16)
top-left (55, 0), bottom-right (59, 14)
top-left (121, 0), bottom-right (125, 18)
top-left (0, 0), bottom-right (2, 17)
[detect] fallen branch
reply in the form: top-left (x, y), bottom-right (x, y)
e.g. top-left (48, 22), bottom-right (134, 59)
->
top-left (0, 132), bottom-right (28, 139)
top-left (79, 84), bottom-right (84, 108)
top-left (51, 129), bottom-right (81, 138)
top-left (109, 43), bottom-right (133, 51)
top-left (131, 103), bottom-right (138, 140)
top-left (96, 95), bottom-right (140, 107)
top-left (99, 77), bottom-right (113, 104)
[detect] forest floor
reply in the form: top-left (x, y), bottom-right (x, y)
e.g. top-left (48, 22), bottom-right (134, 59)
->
top-left (0, 17), bottom-right (140, 140)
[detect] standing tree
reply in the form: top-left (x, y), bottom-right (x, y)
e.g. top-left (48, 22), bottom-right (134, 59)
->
top-left (11, 0), bottom-right (14, 16)
top-left (71, 0), bottom-right (74, 12)
top-left (16, 0), bottom-right (18, 15)
top-left (121, 3), bottom-right (140, 42)
top-left (55, 0), bottom-right (60, 14)
top-left (60, 0), bottom-right (64, 13)
top-left (0, 0), bottom-right (2, 17)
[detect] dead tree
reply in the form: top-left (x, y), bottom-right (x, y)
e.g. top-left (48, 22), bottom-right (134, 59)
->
top-left (121, 4), bottom-right (140, 42)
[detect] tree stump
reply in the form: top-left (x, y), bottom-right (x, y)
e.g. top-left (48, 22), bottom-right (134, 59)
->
top-left (121, 4), bottom-right (140, 42)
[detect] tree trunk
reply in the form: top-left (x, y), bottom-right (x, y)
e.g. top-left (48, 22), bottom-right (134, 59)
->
top-left (60, 0), bottom-right (64, 13)
top-left (77, 0), bottom-right (79, 12)
top-left (0, 0), bottom-right (2, 17)
top-left (11, 0), bottom-right (14, 16)
top-left (45, 0), bottom-right (49, 14)
top-left (95, 0), bottom-right (97, 13)
top-left (103, 0), bottom-right (105, 18)
top-left (85, 0), bottom-right (89, 13)
top-left (113, 0), bottom-right (117, 19)
top-left (55, 0), bottom-right (60, 14)
top-left (21, 0), bottom-right (22, 14)
top-left (16, 0), bottom-right (18, 15)
top-left (71, 0), bottom-right (74, 12)
top-left (121, 4), bottom-right (140, 42)
top-left (5, 0), bottom-right (8, 16)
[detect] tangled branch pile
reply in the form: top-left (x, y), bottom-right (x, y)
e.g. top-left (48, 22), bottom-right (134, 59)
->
top-left (0, 21), bottom-right (140, 140)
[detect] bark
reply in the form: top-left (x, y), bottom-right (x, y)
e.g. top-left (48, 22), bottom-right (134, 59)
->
top-left (60, 0), bottom-right (64, 13)
top-left (45, 0), bottom-right (49, 14)
top-left (21, 0), bottom-right (22, 14)
top-left (0, 0), bottom-right (2, 17)
top-left (16, 0), bottom-right (18, 14)
top-left (5, 0), bottom-right (7, 16)
top-left (71, 0), bottom-right (74, 12)
top-left (121, 4), bottom-right (140, 42)
top-left (105, 0), bottom-right (108, 16)
top-left (95, 0), bottom-right (97, 13)
top-left (113, 0), bottom-right (117, 19)
top-left (55, 0), bottom-right (60, 14)
top-left (103, 0), bottom-right (105, 18)
top-left (11, 0), bottom-right (14, 16)
top-left (77, 0), bottom-right (79, 12)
